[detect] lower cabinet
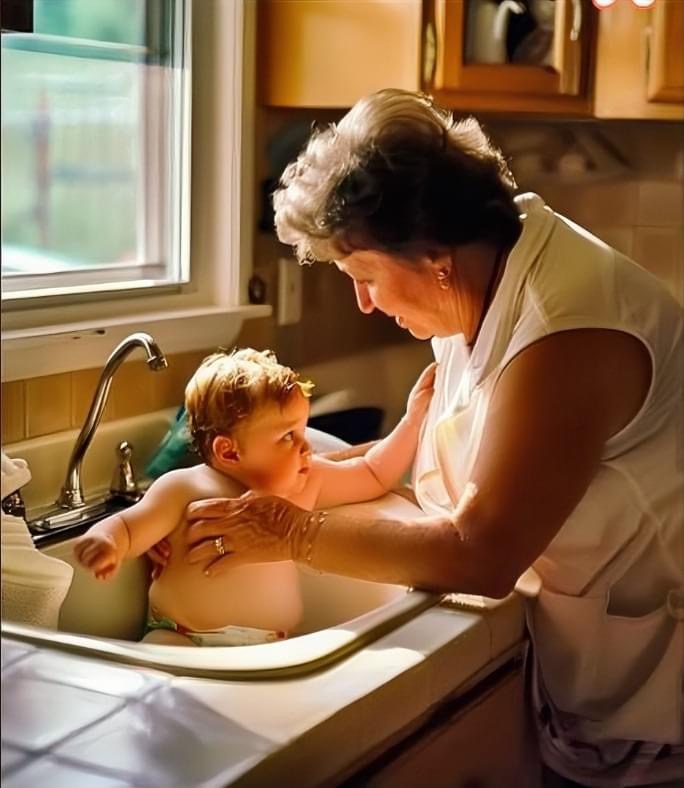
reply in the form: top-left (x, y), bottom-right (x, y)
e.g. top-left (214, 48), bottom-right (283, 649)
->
top-left (345, 663), bottom-right (541, 788)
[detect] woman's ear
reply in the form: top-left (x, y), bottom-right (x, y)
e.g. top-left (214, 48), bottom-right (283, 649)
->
top-left (211, 435), bottom-right (240, 465)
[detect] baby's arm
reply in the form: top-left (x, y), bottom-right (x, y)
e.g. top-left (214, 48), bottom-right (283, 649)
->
top-left (311, 363), bottom-right (436, 508)
top-left (73, 471), bottom-right (190, 581)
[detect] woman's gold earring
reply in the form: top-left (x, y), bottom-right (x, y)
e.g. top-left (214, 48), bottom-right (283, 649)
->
top-left (436, 268), bottom-right (450, 290)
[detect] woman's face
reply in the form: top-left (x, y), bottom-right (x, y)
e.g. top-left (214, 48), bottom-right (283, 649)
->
top-left (335, 250), bottom-right (457, 340)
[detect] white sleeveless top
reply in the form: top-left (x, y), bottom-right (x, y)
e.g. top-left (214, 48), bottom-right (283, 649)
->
top-left (413, 193), bottom-right (684, 782)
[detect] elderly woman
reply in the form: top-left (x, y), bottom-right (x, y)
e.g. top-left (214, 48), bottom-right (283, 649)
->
top-left (185, 90), bottom-right (683, 787)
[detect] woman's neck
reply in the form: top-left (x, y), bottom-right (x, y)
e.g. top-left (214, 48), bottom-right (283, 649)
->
top-left (465, 244), bottom-right (507, 349)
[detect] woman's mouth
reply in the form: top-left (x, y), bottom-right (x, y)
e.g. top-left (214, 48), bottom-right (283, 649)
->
top-left (395, 316), bottom-right (405, 328)
top-left (299, 466), bottom-right (310, 475)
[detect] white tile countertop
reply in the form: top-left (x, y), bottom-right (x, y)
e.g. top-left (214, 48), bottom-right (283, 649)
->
top-left (1, 594), bottom-right (525, 787)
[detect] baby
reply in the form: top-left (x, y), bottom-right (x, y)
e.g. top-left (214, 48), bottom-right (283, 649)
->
top-left (74, 348), bottom-right (435, 647)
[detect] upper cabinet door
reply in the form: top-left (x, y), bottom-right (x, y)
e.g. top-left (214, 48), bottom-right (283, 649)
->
top-left (593, 0), bottom-right (684, 119)
top-left (646, 0), bottom-right (684, 103)
top-left (427, 0), bottom-right (594, 114)
top-left (257, 0), bottom-right (421, 108)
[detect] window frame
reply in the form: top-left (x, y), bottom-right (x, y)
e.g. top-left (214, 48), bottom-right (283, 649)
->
top-left (1, 0), bottom-right (268, 382)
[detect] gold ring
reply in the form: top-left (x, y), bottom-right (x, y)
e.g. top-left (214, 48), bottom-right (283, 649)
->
top-left (214, 536), bottom-right (226, 557)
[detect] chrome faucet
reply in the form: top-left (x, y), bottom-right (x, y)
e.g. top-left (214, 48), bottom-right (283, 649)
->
top-left (56, 332), bottom-right (168, 510)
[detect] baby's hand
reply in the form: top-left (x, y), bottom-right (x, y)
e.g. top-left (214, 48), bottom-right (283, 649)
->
top-left (406, 362), bottom-right (437, 425)
top-left (73, 532), bottom-right (121, 581)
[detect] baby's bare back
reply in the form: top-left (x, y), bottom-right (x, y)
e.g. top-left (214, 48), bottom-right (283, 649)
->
top-left (148, 464), bottom-right (302, 633)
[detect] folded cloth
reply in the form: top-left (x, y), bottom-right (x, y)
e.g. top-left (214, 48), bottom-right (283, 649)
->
top-left (1, 452), bottom-right (74, 630)
top-left (1, 452), bottom-right (31, 500)
top-left (2, 512), bottom-right (74, 629)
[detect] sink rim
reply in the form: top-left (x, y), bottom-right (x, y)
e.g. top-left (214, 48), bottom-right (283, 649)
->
top-left (1, 588), bottom-right (442, 680)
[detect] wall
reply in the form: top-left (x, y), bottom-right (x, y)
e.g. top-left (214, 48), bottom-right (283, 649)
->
top-left (492, 119), bottom-right (683, 303)
top-left (3, 117), bottom-right (682, 444)
top-left (1, 104), bottom-right (413, 445)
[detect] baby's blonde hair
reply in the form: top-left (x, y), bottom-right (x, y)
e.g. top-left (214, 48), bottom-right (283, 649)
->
top-left (185, 348), bottom-right (314, 463)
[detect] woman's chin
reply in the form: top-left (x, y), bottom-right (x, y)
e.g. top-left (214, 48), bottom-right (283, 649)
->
top-left (407, 326), bottom-right (434, 340)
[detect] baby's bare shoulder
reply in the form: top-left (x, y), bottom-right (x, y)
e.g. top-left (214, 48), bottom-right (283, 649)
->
top-left (178, 464), bottom-right (244, 500)
top-left (147, 465), bottom-right (244, 509)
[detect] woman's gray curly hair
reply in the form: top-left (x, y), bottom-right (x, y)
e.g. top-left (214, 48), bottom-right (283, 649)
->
top-left (273, 89), bottom-right (518, 265)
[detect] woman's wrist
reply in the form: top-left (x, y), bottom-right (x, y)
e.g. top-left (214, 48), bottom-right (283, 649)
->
top-left (290, 509), bottom-right (329, 564)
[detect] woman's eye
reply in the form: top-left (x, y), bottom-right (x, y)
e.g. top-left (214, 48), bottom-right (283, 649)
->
top-left (281, 431), bottom-right (294, 443)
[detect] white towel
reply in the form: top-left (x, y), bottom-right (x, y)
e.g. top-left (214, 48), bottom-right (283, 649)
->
top-left (1, 452), bottom-right (31, 500)
top-left (1, 452), bottom-right (73, 630)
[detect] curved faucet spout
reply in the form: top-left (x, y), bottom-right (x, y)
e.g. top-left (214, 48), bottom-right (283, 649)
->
top-left (57, 332), bottom-right (168, 509)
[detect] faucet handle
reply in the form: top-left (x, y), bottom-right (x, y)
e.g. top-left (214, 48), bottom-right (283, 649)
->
top-left (109, 440), bottom-right (142, 502)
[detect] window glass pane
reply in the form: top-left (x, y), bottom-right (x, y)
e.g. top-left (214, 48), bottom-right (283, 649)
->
top-left (1, 0), bottom-right (188, 298)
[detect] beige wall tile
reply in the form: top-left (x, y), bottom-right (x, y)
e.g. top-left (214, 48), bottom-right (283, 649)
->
top-left (110, 360), bottom-right (157, 420)
top-left (632, 226), bottom-right (684, 303)
top-left (1, 381), bottom-right (26, 444)
top-left (637, 181), bottom-right (684, 228)
top-left (152, 350), bottom-right (209, 411)
top-left (589, 226), bottom-right (634, 257)
top-left (546, 179), bottom-right (639, 233)
top-left (71, 367), bottom-right (116, 428)
top-left (25, 374), bottom-right (72, 438)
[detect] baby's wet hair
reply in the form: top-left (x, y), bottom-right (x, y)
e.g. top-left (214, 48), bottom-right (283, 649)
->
top-left (185, 348), bottom-right (314, 464)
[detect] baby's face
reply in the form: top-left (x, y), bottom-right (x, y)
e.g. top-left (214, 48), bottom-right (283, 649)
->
top-left (232, 389), bottom-right (312, 496)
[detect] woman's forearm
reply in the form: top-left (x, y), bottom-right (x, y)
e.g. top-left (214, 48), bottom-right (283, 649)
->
top-left (293, 509), bottom-right (508, 596)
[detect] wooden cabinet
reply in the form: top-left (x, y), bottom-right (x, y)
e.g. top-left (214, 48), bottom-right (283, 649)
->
top-left (427, 0), bottom-right (594, 116)
top-left (257, 0), bottom-right (421, 108)
top-left (593, 0), bottom-right (684, 119)
top-left (256, 0), bottom-right (683, 121)
top-left (346, 665), bottom-right (542, 788)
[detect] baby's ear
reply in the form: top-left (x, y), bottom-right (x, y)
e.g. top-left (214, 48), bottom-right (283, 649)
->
top-left (212, 435), bottom-right (240, 464)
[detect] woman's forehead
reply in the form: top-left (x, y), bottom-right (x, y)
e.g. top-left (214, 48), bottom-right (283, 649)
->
top-left (335, 249), bottom-right (416, 275)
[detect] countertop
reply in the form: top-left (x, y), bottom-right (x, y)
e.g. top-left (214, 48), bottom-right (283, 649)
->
top-left (1, 593), bottom-right (525, 787)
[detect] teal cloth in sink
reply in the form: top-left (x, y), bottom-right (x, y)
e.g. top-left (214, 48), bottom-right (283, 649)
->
top-left (144, 406), bottom-right (197, 479)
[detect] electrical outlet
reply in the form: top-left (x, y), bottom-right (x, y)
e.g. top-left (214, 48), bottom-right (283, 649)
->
top-left (277, 257), bottom-right (303, 326)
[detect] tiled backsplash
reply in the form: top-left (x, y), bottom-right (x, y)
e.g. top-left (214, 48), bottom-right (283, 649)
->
top-left (3, 120), bottom-right (681, 445)
top-left (502, 120), bottom-right (683, 305)
top-left (2, 350), bottom-right (209, 445)
top-left (530, 178), bottom-right (683, 304)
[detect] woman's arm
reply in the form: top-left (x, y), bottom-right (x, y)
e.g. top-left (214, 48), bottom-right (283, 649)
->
top-left (311, 363), bottom-right (436, 508)
top-left (186, 330), bottom-right (650, 595)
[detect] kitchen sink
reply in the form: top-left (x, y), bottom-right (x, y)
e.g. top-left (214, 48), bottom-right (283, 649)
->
top-left (2, 493), bottom-right (441, 680)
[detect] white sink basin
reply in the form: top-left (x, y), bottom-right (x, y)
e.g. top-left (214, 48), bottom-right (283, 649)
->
top-left (2, 494), bottom-right (441, 679)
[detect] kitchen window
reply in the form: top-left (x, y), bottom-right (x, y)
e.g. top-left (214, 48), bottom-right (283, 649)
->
top-left (1, 0), bottom-right (190, 301)
top-left (1, 1), bottom-right (266, 381)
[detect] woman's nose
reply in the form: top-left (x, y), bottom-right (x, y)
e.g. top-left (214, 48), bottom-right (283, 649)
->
top-left (300, 439), bottom-right (312, 457)
top-left (353, 281), bottom-right (375, 314)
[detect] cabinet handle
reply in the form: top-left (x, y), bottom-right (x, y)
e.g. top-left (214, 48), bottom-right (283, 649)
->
top-left (423, 19), bottom-right (437, 87)
top-left (569, 0), bottom-right (582, 42)
top-left (643, 23), bottom-right (652, 96)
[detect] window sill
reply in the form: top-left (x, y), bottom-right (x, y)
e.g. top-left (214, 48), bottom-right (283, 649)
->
top-left (0, 304), bottom-right (271, 382)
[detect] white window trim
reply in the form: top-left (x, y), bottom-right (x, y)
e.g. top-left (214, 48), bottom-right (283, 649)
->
top-left (1, 0), bottom-right (268, 382)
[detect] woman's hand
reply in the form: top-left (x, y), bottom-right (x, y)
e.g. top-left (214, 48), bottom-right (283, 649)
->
top-left (185, 492), bottom-right (310, 576)
top-left (146, 539), bottom-right (171, 580)
top-left (405, 362), bottom-right (437, 426)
